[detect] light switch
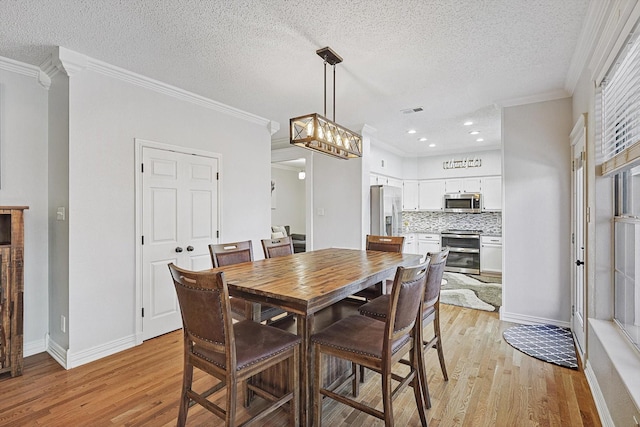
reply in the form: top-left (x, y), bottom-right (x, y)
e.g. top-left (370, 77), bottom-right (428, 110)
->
top-left (56, 207), bottom-right (66, 221)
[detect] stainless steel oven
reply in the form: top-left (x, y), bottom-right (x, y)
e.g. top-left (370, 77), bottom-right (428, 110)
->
top-left (441, 229), bottom-right (481, 274)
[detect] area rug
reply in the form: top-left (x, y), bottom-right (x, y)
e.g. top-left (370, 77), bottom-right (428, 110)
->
top-left (440, 272), bottom-right (502, 312)
top-left (503, 324), bottom-right (578, 369)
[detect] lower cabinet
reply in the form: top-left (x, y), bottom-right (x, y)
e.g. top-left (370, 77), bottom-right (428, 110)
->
top-left (480, 235), bottom-right (502, 274)
top-left (418, 233), bottom-right (440, 256)
top-left (403, 233), bottom-right (418, 255)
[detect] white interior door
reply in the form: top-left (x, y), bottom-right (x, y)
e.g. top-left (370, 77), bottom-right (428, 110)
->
top-left (141, 146), bottom-right (219, 340)
top-left (570, 115), bottom-right (587, 358)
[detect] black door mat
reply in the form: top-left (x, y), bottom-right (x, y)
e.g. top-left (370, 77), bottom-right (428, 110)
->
top-left (503, 324), bottom-right (578, 370)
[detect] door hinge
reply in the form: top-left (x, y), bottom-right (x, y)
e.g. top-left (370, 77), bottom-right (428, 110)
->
top-left (587, 206), bottom-right (591, 223)
top-left (216, 172), bottom-right (219, 180)
top-left (571, 305), bottom-right (575, 316)
top-left (581, 151), bottom-right (586, 161)
top-left (571, 160), bottom-right (574, 172)
top-left (216, 230), bottom-right (220, 238)
top-left (141, 163), bottom-right (144, 173)
top-left (141, 235), bottom-right (144, 245)
top-left (571, 233), bottom-right (574, 244)
top-left (142, 307), bottom-right (145, 318)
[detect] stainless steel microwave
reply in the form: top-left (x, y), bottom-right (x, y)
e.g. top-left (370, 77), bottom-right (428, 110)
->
top-left (443, 193), bottom-right (482, 213)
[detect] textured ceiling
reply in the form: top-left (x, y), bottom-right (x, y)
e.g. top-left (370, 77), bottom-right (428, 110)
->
top-left (0, 0), bottom-right (590, 156)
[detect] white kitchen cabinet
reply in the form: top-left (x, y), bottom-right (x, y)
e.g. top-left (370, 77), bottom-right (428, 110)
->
top-left (480, 235), bottom-right (502, 274)
top-left (403, 233), bottom-right (419, 255)
top-left (445, 178), bottom-right (481, 193)
top-left (370, 174), bottom-right (379, 186)
top-left (403, 181), bottom-right (419, 210)
top-left (387, 177), bottom-right (403, 188)
top-left (482, 176), bottom-right (502, 211)
top-left (417, 233), bottom-right (440, 256)
top-left (418, 180), bottom-right (445, 210)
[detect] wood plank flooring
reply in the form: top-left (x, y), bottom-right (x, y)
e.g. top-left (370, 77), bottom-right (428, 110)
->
top-left (0, 304), bottom-right (601, 426)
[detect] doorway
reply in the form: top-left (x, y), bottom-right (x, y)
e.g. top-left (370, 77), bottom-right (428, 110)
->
top-left (135, 139), bottom-right (220, 342)
top-left (570, 114), bottom-right (587, 359)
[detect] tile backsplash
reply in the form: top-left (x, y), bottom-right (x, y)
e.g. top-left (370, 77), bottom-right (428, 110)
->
top-left (402, 211), bottom-right (502, 235)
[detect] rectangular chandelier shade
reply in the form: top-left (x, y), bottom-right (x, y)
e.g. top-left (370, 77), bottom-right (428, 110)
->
top-left (290, 113), bottom-right (362, 159)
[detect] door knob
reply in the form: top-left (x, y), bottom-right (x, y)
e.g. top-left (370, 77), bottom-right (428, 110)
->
top-left (575, 260), bottom-right (584, 266)
top-left (186, 246), bottom-right (194, 252)
top-left (175, 247), bottom-right (183, 253)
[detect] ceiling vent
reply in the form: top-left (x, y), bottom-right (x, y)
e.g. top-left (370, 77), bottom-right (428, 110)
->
top-left (401, 107), bottom-right (424, 114)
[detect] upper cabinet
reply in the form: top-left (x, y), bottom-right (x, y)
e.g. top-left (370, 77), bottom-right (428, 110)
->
top-left (370, 174), bottom-right (402, 189)
top-left (445, 178), bottom-right (481, 193)
top-left (403, 181), bottom-right (419, 210)
top-left (418, 179), bottom-right (445, 210)
top-left (482, 176), bottom-right (502, 211)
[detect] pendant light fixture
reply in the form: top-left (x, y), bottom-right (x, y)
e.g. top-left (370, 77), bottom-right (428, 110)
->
top-left (290, 47), bottom-right (362, 159)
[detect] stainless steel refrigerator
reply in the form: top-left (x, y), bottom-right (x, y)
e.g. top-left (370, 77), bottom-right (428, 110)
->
top-left (370, 185), bottom-right (402, 236)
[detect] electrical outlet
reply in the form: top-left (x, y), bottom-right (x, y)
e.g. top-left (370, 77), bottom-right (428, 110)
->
top-left (61, 315), bottom-right (66, 333)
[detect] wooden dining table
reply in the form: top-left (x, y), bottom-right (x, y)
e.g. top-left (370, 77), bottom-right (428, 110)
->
top-left (210, 247), bottom-right (422, 427)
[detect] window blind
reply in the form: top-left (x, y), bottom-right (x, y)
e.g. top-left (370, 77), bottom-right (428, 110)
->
top-left (601, 30), bottom-right (640, 175)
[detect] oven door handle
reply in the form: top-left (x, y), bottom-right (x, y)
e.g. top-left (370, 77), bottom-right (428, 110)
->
top-left (442, 234), bottom-right (480, 239)
top-left (448, 248), bottom-right (480, 253)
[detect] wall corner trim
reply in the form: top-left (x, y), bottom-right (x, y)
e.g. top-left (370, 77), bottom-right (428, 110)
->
top-left (0, 55), bottom-right (50, 89)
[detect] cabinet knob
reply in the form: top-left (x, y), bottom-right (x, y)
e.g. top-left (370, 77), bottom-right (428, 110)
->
top-left (186, 246), bottom-right (194, 252)
top-left (175, 247), bottom-right (183, 253)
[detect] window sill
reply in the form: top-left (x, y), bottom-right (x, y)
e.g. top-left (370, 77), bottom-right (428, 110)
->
top-left (589, 318), bottom-right (640, 411)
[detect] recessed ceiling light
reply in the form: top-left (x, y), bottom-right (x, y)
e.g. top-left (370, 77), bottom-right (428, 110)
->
top-left (469, 130), bottom-right (480, 135)
top-left (419, 137), bottom-right (428, 142)
top-left (476, 138), bottom-right (484, 142)
top-left (429, 143), bottom-right (436, 147)
top-left (407, 129), bottom-right (416, 134)
top-left (463, 121), bottom-right (473, 126)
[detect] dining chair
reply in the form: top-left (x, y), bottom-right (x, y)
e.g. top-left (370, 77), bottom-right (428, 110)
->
top-left (208, 240), bottom-right (285, 323)
top-left (358, 247), bottom-right (450, 408)
top-left (261, 235), bottom-right (294, 259)
top-left (353, 235), bottom-right (405, 300)
top-left (168, 263), bottom-right (301, 427)
top-left (311, 260), bottom-right (430, 427)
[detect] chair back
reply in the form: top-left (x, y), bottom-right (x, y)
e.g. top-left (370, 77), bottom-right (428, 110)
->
top-left (366, 235), bottom-right (405, 253)
top-left (168, 263), bottom-right (235, 370)
top-left (209, 240), bottom-right (253, 267)
top-left (386, 259), bottom-right (430, 343)
top-left (424, 247), bottom-right (450, 308)
top-left (261, 236), bottom-right (294, 259)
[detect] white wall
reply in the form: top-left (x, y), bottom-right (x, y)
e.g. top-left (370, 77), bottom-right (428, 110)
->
top-left (369, 143), bottom-right (405, 178)
top-left (0, 65), bottom-right (50, 355)
top-left (270, 166), bottom-right (305, 234)
top-left (313, 153), bottom-right (363, 250)
top-left (46, 51), bottom-right (273, 365)
top-left (502, 97), bottom-right (572, 325)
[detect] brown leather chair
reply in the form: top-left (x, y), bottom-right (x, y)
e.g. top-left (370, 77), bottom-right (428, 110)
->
top-left (261, 236), bottom-right (294, 259)
top-left (208, 240), bottom-right (286, 323)
top-left (353, 235), bottom-right (405, 300)
top-left (311, 260), bottom-right (430, 427)
top-left (358, 247), bottom-right (450, 408)
top-left (168, 264), bottom-right (301, 427)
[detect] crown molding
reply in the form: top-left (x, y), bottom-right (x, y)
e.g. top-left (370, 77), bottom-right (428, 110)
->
top-left (494, 88), bottom-right (570, 108)
top-left (565, 0), bottom-right (611, 94)
top-left (0, 55), bottom-right (51, 89)
top-left (39, 46), bottom-right (276, 130)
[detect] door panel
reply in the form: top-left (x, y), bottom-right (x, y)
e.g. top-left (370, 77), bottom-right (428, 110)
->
top-left (570, 114), bottom-right (587, 359)
top-left (142, 147), bottom-right (219, 340)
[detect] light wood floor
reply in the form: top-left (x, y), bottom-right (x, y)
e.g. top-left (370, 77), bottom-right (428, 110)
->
top-left (0, 304), bottom-right (601, 426)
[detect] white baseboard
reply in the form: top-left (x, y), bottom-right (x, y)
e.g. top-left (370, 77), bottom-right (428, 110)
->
top-left (66, 334), bottom-right (137, 369)
top-left (499, 310), bottom-right (570, 328)
top-left (584, 360), bottom-right (615, 427)
top-left (24, 337), bottom-right (47, 357)
top-left (46, 335), bottom-right (68, 369)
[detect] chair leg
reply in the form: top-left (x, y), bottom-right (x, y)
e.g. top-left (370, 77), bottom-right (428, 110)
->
top-left (227, 375), bottom-right (238, 427)
top-left (359, 364), bottom-right (366, 383)
top-left (434, 310), bottom-right (448, 381)
top-left (382, 368), bottom-right (394, 427)
top-left (352, 362), bottom-right (360, 397)
top-left (416, 338), bottom-right (432, 409)
top-left (177, 363), bottom-right (193, 427)
top-left (411, 344), bottom-right (428, 427)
